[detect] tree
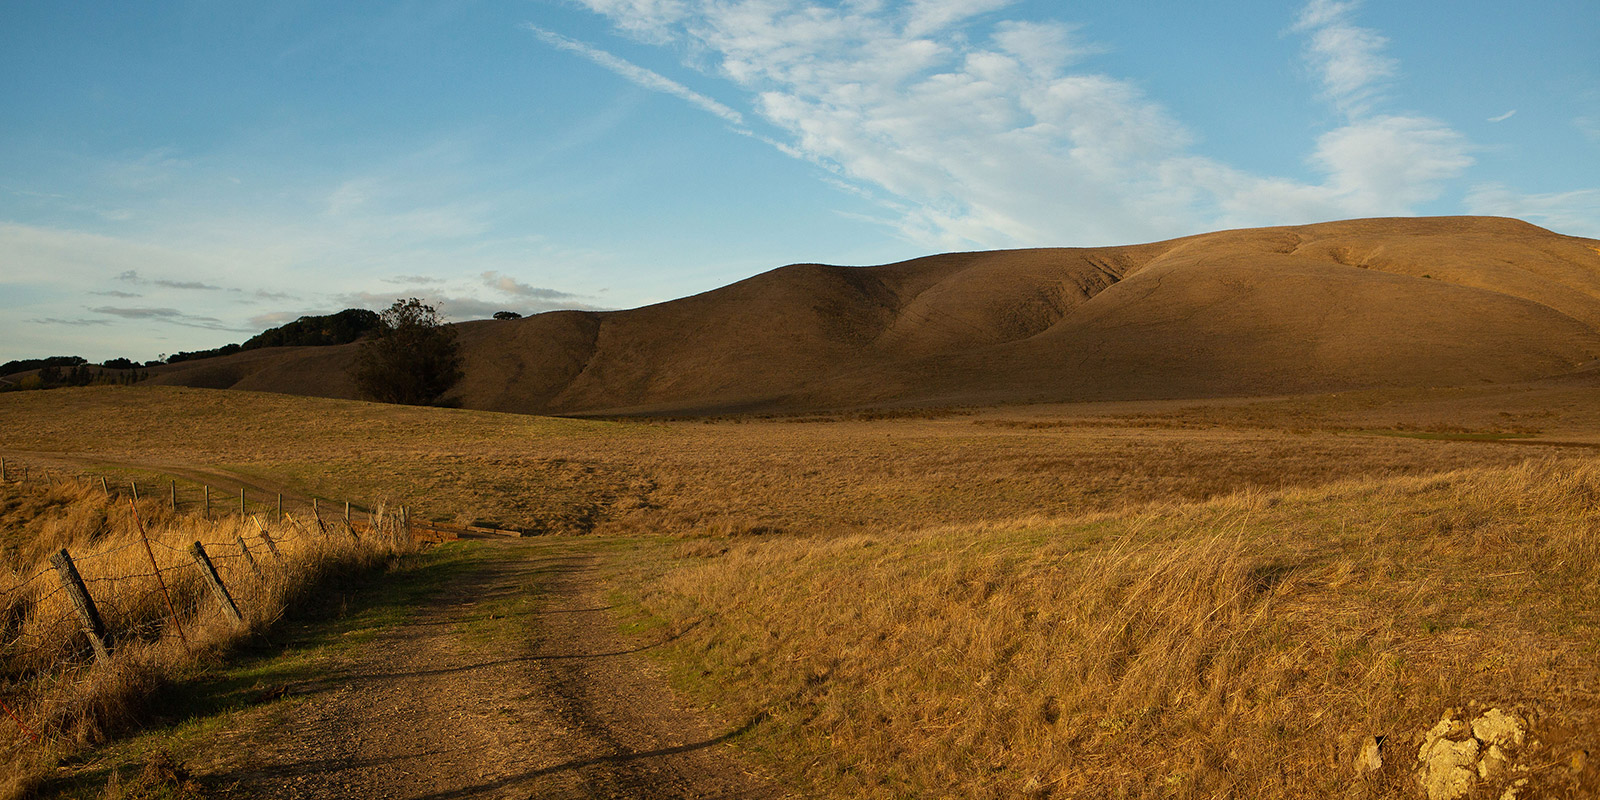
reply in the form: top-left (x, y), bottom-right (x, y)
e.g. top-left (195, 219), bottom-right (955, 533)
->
top-left (493, 311), bottom-right (522, 320)
top-left (351, 298), bottom-right (463, 406)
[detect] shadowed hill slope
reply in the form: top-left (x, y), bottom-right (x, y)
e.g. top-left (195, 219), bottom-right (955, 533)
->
top-left (146, 216), bottom-right (1600, 415)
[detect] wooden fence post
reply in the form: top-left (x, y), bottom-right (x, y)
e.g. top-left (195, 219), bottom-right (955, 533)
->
top-left (170, 480), bottom-right (177, 511)
top-left (49, 549), bottom-right (112, 663)
top-left (345, 501), bottom-right (351, 525)
top-left (203, 485), bottom-right (210, 520)
top-left (251, 516), bottom-right (283, 560)
top-left (276, 493), bottom-right (283, 522)
top-left (189, 542), bottom-right (243, 626)
top-left (129, 498), bottom-right (187, 647)
top-left (100, 476), bottom-right (109, 497)
top-left (235, 533), bottom-right (262, 579)
top-left (129, 480), bottom-right (139, 502)
top-left (240, 487), bottom-right (246, 518)
top-left (311, 500), bottom-right (329, 537)
top-left (1, 458), bottom-right (6, 481)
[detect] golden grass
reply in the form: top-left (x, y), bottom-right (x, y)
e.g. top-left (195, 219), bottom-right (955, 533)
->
top-left (6, 386), bottom-right (1600, 795)
top-left (639, 459), bottom-right (1600, 798)
top-left (0, 476), bottom-right (413, 790)
top-left (0, 386), bottom-right (1572, 538)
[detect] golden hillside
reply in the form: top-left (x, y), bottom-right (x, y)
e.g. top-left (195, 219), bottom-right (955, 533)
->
top-left (147, 216), bottom-right (1600, 414)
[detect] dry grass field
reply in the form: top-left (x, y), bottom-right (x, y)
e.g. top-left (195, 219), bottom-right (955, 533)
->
top-left (0, 472), bottom-right (413, 796)
top-left (2, 383), bottom-right (1599, 797)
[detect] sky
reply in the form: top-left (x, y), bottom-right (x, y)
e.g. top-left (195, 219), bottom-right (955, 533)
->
top-left (2, 0), bottom-right (1597, 364)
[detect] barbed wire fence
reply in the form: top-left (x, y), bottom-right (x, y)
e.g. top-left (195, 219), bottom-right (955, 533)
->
top-left (0, 455), bottom-right (449, 751)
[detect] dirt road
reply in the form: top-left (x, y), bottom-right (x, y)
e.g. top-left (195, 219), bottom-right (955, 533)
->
top-left (189, 539), bottom-right (779, 799)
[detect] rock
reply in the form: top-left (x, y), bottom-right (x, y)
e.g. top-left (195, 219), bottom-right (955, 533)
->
top-left (1419, 716), bottom-right (1456, 758)
top-left (1478, 744), bottom-right (1509, 780)
top-left (1355, 736), bottom-right (1383, 775)
top-left (1499, 778), bottom-right (1529, 800)
top-left (1472, 708), bottom-right (1525, 749)
top-left (1419, 736), bottom-right (1479, 800)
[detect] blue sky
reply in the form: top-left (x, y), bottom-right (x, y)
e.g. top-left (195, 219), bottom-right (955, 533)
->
top-left (2, 0), bottom-right (1596, 363)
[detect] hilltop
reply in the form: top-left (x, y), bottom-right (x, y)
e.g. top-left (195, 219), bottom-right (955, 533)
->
top-left (143, 216), bottom-right (1600, 415)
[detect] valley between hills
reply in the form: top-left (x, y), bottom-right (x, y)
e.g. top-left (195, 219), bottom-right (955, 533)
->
top-left (2, 216), bottom-right (1599, 798)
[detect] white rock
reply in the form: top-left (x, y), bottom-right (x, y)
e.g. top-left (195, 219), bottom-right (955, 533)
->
top-left (1419, 737), bottom-right (1479, 800)
top-left (1478, 743), bottom-right (1509, 781)
top-left (1418, 716), bottom-right (1456, 762)
top-left (1499, 777), bottom-right (1529, 800)
top-left (1355, 736), bottom-right (1383, 774)
top-left (1472, 708), bottom-right (1525, 749)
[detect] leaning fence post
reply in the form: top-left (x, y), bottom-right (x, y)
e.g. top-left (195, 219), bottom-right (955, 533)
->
top-left (312, 500), bottom-right (329, 537)
top-left (251, 516), bottom-right (283, 560)
top-left (189, 542), bottom-right (243, 626)
top-left (129, 480), bottom-right (139, 502)
top-left (100, 476), bottom-right (110, 497)
top-left (129, 498), bottom-right (188, 648)
top-left (235, 533), bottom-right (262, 579)
top-left (49, 549), bottom-right (112, 664)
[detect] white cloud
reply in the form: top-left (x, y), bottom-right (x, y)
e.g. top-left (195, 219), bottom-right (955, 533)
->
top-left (481, 271), bottom-right (578, 300)
top-left (1465, 184), bottom-right (1600, 238)
top-left (1292, 0), bottom-right (1396, 117)
top-left (559, 0), bottom-right (1477, 248)
top-left (523, 24), bottom-right (746, 127)
top-left (1488, 110), bottom-right (1516, 123)
top-left (1311, 115), bottom-right (1474, 212)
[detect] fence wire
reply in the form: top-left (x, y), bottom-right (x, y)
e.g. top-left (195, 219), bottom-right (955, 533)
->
top-left (0, 459), bottom-right (422, 745)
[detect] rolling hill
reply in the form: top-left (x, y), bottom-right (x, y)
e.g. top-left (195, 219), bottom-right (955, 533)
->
top-left (144, 216), bottom-right (1600, 415)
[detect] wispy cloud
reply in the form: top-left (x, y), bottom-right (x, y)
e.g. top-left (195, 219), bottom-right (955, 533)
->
top-left (247, 311), bottom-right (303, 328)
top-left (1488, 110), bottom-right (1516, 123)
top-left (1291, 0), bottom-right (1396, 117)
top-left (560, 0), bottom-right (1476, 248)
top-left (481, 271), bottom-right (577, 299)
top-left (383, 274), bottom-right (448, 286)
top-left (89, 306), bottom-right (247, 331)
top-left (1466, 184), bottom-right (1600, 238)
top-left (116, 270), bottom-right (224, 291)
top-left (27, 317), bottom-right (112, 326)
top-left (90, 289), bottom-right (142, 298)
top-left (523, 23), bottom-right (746, 128)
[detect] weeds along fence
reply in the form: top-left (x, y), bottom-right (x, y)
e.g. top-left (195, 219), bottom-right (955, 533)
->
top-left (0, 457), bottom-right (429, 753)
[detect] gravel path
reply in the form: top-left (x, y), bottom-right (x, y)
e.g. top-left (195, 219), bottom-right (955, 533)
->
top-left (193, 539), bottom-right (779, 799)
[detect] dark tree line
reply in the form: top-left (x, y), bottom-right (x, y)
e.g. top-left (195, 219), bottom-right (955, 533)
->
top-left (165, 309), bottom-right (381, 364)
